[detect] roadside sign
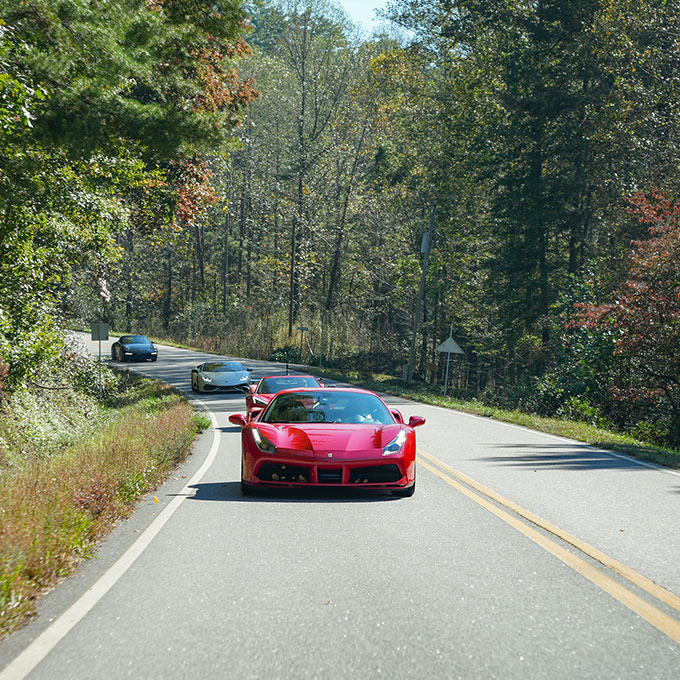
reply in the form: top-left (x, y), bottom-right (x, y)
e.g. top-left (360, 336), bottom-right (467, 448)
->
top-left (437, 325), bottom-right (464, 397)
top-left (91, 323), bottom-right (109, 397)
top-left (436, 336), bottom-right (464, 354)
top-left (91, 323), bottom-right (109, 341)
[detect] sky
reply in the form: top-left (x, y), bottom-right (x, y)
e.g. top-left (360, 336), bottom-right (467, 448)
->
top-left (338, 0), bottom-right (391, 30)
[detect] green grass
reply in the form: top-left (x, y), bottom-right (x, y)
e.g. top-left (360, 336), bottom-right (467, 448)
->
top-left (0, 376), bottom-right (209, 638)
top-left (310, 367), bottom-right (680, 470)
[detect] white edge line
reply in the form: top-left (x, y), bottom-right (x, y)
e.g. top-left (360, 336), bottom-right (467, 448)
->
top-left (0, 399), bottom-right (220, 680)
top-left (417, 401), bottom-right (680, 478)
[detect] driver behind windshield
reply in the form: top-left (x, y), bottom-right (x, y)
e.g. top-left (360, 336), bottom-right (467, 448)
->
top-left (264, 392), bottom-right (392, 424)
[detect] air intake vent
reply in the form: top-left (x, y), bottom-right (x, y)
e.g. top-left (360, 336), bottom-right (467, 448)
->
top-left (349, 464), bottom-right (402, 483)
top-left (317, 468), bottom-right (342, 484)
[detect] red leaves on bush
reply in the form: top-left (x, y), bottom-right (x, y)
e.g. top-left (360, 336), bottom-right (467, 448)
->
top-left (571, 191), bottom-right (680, 436)
top-left (573, 191), bottom-right (680, 357)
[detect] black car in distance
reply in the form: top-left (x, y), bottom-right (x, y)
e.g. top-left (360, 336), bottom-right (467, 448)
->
top-left (111, 335), bottom-right (158, 362)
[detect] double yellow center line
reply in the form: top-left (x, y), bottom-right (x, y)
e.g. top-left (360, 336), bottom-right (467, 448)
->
top-left (416, 448), bottom-right (680, 645)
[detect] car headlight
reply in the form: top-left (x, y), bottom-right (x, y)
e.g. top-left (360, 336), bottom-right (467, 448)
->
top-left (383, 429), bottom-right (407, 456)
top-left (201, 374), bottom-right (213, 383)
top-left (239, 374), bottom-right (248, 381)
top-left (252, 428), bottom-right (277, 454)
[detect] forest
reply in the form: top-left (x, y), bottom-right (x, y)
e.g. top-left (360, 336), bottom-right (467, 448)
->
top-left (1, 0), bottom-right (680, 447)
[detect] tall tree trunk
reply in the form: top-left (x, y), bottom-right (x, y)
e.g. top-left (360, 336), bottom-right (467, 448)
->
top-left (222, 211), bottom-right (230, 313)
top-left (163, 246), bottom-right (172, 331)
top-left (125, 228), bottom-right (134, 331)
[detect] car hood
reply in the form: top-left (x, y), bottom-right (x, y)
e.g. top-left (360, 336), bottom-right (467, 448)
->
top-left (255, 423), bottom-right (403, 457)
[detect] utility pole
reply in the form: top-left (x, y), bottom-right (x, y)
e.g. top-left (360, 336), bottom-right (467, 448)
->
top-left (407, 210), bottom-right (435, 383)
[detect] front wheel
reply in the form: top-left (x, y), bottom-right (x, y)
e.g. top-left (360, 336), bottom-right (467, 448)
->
top-left (391, 480), bottom-right (415, 497)
top-left (151, 355), bottom-right (157, 362)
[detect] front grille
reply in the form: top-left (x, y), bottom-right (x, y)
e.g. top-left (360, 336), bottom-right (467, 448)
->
top-left (257, 462), bottom-right (310, 483)
top-left (349, 464), bottom-right (402, 484)
top-left (317, 468), bottom-right (342, 484)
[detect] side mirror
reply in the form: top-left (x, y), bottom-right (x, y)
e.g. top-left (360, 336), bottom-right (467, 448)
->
top-left (249, 406), bottom-right (264, 421)
top-left (229, 414), bottom-right (247, 428)
top-left (246, 367), bottom-right (253, 372)
top-left (391, 409), bottom-right (404, 424)
top-left (408, 415), bottom-right (426, 428)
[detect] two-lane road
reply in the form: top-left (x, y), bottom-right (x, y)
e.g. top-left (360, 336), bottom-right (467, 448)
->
top-left (1, 337), bottom-right (679, 679)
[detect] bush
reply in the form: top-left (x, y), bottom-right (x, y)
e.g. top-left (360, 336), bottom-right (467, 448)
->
top-left (555, 396), bottom-right (608, 429)
top-left (629, 420), bottom-right (671, 446)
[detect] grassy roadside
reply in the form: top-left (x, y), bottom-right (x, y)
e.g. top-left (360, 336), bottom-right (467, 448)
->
top-left (0, 376), bottom-right (210, 639)
top-left (310, 368), bottom-right (680, 470)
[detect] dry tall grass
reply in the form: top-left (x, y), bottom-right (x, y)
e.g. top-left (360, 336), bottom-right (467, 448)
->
top-left (0, 381), bottom-right (204, 638)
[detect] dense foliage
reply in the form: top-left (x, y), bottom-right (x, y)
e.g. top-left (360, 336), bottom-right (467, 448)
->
top-left (0, 0), bottom-right (255, 384)
top-left (3, 0), bottom-right (680, 446)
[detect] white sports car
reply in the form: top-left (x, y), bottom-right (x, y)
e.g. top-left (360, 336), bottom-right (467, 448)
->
top-left (191, 361), bottom-right (253, 393)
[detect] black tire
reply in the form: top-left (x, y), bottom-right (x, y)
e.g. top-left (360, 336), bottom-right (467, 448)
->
top-left (191, 376), bottom-right (197, 393)
top-left (151, 355), bottom-right (157, 362)
top-left (391, 480), bottom-right (416, 497)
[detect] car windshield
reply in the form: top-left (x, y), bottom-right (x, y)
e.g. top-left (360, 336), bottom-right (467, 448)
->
top-left (257, 376), bottom-right (319, 393)
top-left (203, 361), bottom-right (244, 373)
top-left (262, 391), bottom-right (393, 425)
top-left (120, 335), bottom-right (149, 344)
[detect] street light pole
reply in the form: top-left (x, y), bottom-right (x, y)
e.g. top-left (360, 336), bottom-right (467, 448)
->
top-left (407, 210), bottom-right (435, 383)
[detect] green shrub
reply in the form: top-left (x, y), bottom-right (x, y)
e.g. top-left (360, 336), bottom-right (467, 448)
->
top-left (549, 396), bottom-right (607, 428)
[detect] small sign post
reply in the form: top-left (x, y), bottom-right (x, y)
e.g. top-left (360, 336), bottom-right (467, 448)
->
top-left (91, 323), bottom-right (109, 397)
top-left (436, 324), bottom-right (464, 397)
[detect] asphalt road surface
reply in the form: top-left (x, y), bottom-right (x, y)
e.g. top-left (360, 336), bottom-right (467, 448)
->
top-left (1, 336), bottom-right (679, 679)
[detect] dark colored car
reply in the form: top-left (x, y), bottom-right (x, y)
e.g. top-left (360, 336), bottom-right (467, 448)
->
top-left (111, 335), bottom-right (158, 362)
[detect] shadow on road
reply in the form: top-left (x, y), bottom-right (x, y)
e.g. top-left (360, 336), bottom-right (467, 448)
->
top-left (183, 481), bottom-right (400, 503)
top-left (478, 442), bottom-right (653, 472)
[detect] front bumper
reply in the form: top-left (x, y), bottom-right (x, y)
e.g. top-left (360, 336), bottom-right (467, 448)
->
top-left (199, 382), bottom-right (249, 392)
top-left (123, 351), bottom-right (157, 361)
top-left (245, 456), bottom-right (414, 490)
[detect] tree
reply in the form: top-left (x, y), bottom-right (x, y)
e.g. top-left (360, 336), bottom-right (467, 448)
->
top-left (0, 0), bottom-right (254, 384)
top-left (573, 191), bottom-right (680, 443)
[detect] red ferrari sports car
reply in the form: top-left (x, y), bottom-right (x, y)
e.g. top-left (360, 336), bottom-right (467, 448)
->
top-left (229, 387), bottom-right (425, 497)
top-left (245, 374), bottom-right (324, 414)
